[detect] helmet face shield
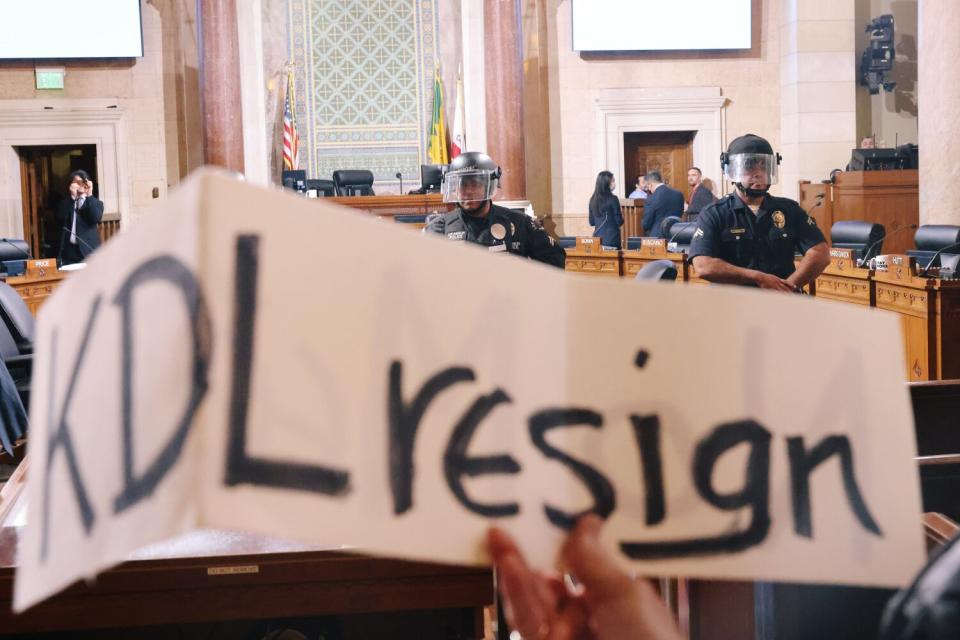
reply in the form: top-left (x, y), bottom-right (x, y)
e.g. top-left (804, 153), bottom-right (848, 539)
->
top-left (723, 153), bottom-right (779, 186)
top-left (442, 169), bottom-right (498, 204)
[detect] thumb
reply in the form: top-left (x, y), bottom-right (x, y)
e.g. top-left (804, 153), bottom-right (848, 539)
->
top-left (560, 515), bottom-right (633, 601)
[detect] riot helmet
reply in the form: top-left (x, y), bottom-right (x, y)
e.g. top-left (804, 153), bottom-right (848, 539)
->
top-left (441, 152), bottom-right (502, 209)
top-left (721, 134), bottom-right (782, 197)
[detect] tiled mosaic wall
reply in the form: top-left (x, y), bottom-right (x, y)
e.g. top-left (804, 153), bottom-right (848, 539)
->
top-left (288, 0), bottom-right (439, 191)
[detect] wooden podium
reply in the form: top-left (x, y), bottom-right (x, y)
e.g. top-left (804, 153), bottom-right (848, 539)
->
top-left (813, 248), bottom-right (874, 307)
top-left (324, 194), bottom-right (455, 220)
top-left (798, 171), bottom-right (919, 256)
top-left (872, 255), bottom-right (960, 381)
top-left (621, 238), bottom-right (686, 280)
top-left (564, 237), bottom-right (621, 278)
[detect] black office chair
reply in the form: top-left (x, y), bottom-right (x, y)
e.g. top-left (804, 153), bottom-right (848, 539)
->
top-left (634, 259), bottom-right (678, 281)
top-left (332, 170), bottom-right (375, 196)
top-left (0, 362), bottom-right (27, 457)
top-left (666, 222), bottom-right (699, 252)
top-left (306, 179), bottom-right (336, 197)
top-left (907, 225), bottom-right (960, 269)
top-left (660, 216), bottom-right (682, 239)
top-left (830, 221), bottom-right (885, 263)
top-left (0, 239), bottom-right (30, 276)
top-left (0, 282), bottom-right (33, 413)
top-left (394, 215), bottom-right (427, 225)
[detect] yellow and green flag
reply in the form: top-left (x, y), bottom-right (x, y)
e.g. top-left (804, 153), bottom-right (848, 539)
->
top-left (427, 68), bottom-right (449, 165)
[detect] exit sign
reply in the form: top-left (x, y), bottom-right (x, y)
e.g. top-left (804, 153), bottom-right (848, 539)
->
top-left (35, 67), bottom-right (65, 90)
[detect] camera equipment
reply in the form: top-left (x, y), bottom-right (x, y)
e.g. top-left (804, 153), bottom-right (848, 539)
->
top-left (859, 14), bottom-right (896, 95)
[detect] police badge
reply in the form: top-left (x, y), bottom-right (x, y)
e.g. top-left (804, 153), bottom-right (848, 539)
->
top-left (772, 211), bottom-right (786, 229)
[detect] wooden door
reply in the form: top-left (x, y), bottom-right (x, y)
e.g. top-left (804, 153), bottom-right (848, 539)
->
top-left (624, 131), bottom-right (695, 201)
top-left (16, 144), bottom-right (97, 259)
top-left (18, 154), bottom-right (48, 259)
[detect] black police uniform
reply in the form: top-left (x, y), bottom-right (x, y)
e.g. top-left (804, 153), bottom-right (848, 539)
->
top-left (425, 203), bottom-right (566, 268)
top-left (688, 193), bottom-right (825, 281)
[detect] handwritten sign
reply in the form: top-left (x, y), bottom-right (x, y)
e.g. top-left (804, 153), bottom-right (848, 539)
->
top-left (14, 170), bottom-right (924, 611)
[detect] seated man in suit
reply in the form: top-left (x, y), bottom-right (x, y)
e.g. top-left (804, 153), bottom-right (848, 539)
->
top-left (641, 171), bottom-right (685, 238)
top-left (424, 152), bottom-right (566, 268)
top-left (58, 170), bottom-right (103, 266)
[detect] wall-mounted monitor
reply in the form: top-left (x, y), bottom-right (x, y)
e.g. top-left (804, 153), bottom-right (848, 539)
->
top-left (572, 0), bottom-right (751, 52)
top-left (1, 1), bottom-right (143, 59)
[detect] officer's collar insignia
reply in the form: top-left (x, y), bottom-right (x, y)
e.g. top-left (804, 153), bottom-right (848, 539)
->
top-left (772, 211), bottom-right (786, 229)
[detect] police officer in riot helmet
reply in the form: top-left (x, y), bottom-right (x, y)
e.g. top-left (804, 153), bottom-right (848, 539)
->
top-left (688, 134), bottom-right (830, 291)
top-left (424, 152), bottom-right (566, 268)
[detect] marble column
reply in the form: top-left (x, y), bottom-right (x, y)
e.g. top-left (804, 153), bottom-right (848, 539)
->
top-left (484, 0), bottom-right (526, 200)
top-left (197, 0), bottom-right (245, 172)
top-left (918, 0), bottom-right (960, 224)
top-left (779, 0), bottom-right (857, 200)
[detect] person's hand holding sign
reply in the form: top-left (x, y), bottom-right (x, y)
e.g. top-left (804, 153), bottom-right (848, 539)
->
top-left (488, 515), bottom-right (682, 640)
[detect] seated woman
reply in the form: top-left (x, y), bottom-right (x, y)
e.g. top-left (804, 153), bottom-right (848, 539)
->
top-left (588, 171), bottom-right (624, 249)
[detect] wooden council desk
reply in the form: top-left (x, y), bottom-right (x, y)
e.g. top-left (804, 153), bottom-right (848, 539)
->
top-left (564, 236), bottom-right (621, 277)
top-left (4, 260), bottom-right (67, 315)
top-left (0, 468), bottom-right (492, 638)
top-left (813, 248), bottom-right (873, 307)
top-left (872, 255), bottom-right (960, 381)
top-left (621, 238), bottom-right (687, 280)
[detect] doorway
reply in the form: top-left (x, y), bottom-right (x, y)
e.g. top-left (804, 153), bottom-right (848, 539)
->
top-left (623, 131), bottom-right (695, 201)
top-left (16, 145), bottom-right (98, 259)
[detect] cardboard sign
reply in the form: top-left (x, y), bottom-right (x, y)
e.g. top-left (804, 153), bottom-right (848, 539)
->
top-left (14, 170), bottom-right (925, 611)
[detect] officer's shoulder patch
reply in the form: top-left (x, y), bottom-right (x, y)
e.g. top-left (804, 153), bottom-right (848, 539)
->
top-left (806, 216), bottom-right (816, 226)
top-left (693, 227), bottom-right (705, 239)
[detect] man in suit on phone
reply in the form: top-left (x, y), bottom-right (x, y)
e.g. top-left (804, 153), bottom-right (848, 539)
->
top-left (58, 170), bottom-right (103, 266)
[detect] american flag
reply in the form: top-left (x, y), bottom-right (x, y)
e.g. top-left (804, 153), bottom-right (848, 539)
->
top-left (283, 70), bottom-right (300, 170)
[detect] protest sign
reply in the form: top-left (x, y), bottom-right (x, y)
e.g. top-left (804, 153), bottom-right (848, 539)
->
top-left (14, 170), bottom-right (925, 611)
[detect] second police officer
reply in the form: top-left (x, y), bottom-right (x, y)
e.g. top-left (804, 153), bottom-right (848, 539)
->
top-left (425, 152), bottom-right (566, 268)
top-left (688, 134), bottom-right (830, 292)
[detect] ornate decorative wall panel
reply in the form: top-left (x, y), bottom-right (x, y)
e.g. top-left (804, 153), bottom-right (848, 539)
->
top-left (288, 0), bottom-right (438, 191)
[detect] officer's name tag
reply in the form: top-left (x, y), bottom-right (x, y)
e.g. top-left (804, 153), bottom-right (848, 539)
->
top-left (489, 244), bottom-right (507, 253)
top-left (729, 228), bottom-right (746, 235)
top-left (447, 231), bottom-right (466, 241)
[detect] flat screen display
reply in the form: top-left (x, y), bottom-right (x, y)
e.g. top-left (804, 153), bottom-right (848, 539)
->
top-left (572, 0), bottom-right (751, 52)
top-left (0, 1), bottom-right (143, 59)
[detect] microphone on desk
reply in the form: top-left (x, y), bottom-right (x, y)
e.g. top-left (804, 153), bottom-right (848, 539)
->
top-left (857, 223), bottom-right (918, 267)
top-left (922, 241), bottom-right (960, 277)
top-left (395, 172), bottom-right (404, 195)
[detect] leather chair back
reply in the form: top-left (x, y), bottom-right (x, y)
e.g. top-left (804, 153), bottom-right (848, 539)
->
top-left (332, 170), bottom-right (375, 196)
top-left (634, 259), bottom-right (678, 281)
